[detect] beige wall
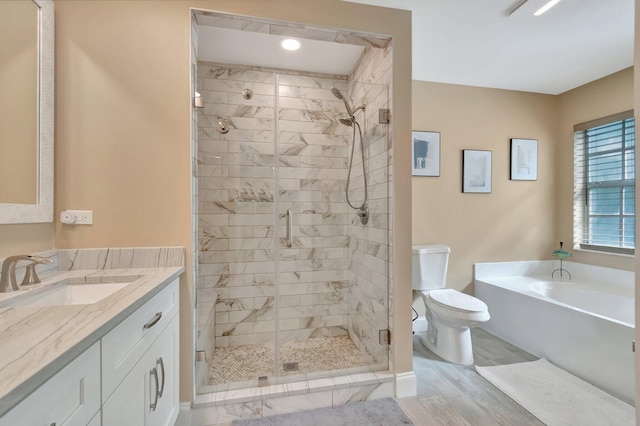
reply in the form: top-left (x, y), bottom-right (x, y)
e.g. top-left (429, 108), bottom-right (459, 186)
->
top-left (0, 225), bottom-right (53, 258)
top-left (412, 82), bottom-right (558, 293)
top-left (412, 69), bottom-right (634, 305)
top-left (55, 0), bottom-right (195, 401)
top-left (53, 0), bottom-right (412, 403)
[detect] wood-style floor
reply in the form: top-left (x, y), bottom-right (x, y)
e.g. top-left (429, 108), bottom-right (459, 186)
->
top-left (397, 329), bottom-right (546, 426)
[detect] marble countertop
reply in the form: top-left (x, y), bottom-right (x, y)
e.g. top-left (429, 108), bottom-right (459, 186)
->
top-left (0, 265), bottom-right (184, 417)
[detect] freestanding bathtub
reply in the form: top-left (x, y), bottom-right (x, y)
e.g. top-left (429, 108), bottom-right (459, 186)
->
top-left (474, 260), bottom-right (635, 405)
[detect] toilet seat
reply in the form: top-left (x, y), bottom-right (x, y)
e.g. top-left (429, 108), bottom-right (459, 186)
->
top-left (428, 289), bottom-right (488, 313)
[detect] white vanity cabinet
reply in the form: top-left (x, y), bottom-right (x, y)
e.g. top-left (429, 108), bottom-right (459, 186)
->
top-left (0, 342), bottom-right (101, 426)
top-left (0, 277), bottom-right (180, 426)
top-left (102, 279), bottom-right (180, 426)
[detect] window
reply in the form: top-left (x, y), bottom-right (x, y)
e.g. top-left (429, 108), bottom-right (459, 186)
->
top-left (574, 111), bottom-right (635, 254)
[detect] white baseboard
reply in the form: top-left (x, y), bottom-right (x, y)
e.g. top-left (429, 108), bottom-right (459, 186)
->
top-left (395, 371), bottom-right (417, 398)
top-left (174, 402), bottom-right (192, 426)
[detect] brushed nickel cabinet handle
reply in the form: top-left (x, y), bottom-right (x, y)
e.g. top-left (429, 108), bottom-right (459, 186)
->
top-left (157, 357), bottom-right (165, 398)
top-left (150, 367), bottom-right (159, 411)
top-left (143, 312), bottom-right (162, 330)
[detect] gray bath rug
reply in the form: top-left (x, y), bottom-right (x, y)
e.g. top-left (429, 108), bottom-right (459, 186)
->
top-left (232, 398), bottom-right (414, 426)
top-left (476, 358), bottom-right (634, 426)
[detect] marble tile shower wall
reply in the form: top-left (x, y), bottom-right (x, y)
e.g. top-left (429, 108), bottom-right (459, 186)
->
top-left (197, 62), bottom-right (356, 350)
top-left (346, 46), bottom-right (393, 367)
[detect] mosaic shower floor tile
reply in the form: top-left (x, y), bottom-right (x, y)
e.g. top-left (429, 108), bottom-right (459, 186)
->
top-left (209, 335), bottom-right (370, 385)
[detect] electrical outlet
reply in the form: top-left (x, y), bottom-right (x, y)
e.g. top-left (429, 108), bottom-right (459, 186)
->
top-left (60, 210), bottom-right (93, 225)
top-left (75, 210), bottom-right (93, 224)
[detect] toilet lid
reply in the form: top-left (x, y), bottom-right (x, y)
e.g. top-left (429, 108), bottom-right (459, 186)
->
top-left (428, 289), bottom-right (488, 313)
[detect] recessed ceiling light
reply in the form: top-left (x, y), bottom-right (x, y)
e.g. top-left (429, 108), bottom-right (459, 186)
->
top-left (281, 39), bottom-right (301, 51)
top-left (534, 0), bottom-right (562, 16)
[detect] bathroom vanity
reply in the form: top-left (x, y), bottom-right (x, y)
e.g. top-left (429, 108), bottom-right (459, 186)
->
top-left (0, 248), bottom-right (184, 426)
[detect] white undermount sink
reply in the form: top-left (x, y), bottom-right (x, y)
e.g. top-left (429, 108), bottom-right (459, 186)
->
top-left (1, 277), bottom-right (138, 308)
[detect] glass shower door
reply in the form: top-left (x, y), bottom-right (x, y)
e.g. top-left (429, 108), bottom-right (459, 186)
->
top-left (275, 74), bottom-right (390, 381)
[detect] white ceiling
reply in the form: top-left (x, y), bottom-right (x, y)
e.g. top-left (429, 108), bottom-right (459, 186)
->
top-left (346, 0), bottom-right (634, 94)
top-left (196, 0), bottom-right (634, 95)
top-left (197, 25), bottom-right (366, 76)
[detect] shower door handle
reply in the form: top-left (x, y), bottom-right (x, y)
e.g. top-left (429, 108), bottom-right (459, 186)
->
top-left (286, 209), bottom-right (293, 248)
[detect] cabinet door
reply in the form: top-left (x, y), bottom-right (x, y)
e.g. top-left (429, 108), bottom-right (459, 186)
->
top-left (149, 315), bottom-right (179, 426)
top-left (102, 355), bottom-right (150, 426)
top-left (0, 342), bottom-right (100, 426)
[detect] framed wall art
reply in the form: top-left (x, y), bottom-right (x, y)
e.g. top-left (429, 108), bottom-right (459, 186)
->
top-left (510, 138), bottom-right (538, 181)
top-left (412, 131), bottom-right (440, 177)
top-left (462, 150), bottom-right (492, 193)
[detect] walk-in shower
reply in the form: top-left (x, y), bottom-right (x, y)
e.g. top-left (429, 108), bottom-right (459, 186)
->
top-left (192, 10), bottom-right (394, 398)
top-left (331, 87), bottom-right (369, 225)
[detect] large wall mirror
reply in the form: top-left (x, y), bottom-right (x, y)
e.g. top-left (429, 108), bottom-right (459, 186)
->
top-left (0, 0), bottom-right (53, 223)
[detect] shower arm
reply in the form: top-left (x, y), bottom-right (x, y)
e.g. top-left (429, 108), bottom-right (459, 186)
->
top-left (351, 104), bottom-right (366, 117)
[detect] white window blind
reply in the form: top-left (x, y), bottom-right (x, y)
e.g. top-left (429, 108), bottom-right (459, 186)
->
top-left (574, 111), bottom-right (635, 254)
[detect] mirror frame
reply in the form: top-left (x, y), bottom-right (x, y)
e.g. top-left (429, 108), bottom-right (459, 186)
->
top-left (0, 0), bottom-right (53, 223)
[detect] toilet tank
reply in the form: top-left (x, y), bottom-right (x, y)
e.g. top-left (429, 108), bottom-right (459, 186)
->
top-left (412, 245), bottom-right (450, 290)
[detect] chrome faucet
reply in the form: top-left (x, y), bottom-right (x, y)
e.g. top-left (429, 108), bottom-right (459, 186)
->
top-left (0, 255), bottom-right (54, 293)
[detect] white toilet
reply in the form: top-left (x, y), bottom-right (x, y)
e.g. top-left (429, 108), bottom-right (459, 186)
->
top-left (412, 244), bottom-right (490, 365)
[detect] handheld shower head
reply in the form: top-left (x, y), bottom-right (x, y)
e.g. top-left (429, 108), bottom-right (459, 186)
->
top-left (331, 87), bottom-right (354, 118)
top-left (339, 117), bottom-right (354, 127)
top-left (331, 87), bottom-right (345, 101)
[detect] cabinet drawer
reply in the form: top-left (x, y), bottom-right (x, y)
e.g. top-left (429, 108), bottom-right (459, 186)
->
top-left (0, 342), bottom-right (100, 426)
top-left (102, 278), bottom-right (179, 400)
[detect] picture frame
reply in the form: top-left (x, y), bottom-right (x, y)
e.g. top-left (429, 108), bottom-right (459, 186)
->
top-left (510, 138), bottom-right (538, 181)
top-left (412, 131), bottom-right (440, 177)
top-left (462, 150), bottom-right (492, 193)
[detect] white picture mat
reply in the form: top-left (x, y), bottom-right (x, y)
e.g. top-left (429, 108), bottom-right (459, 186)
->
top-left (463, 150), bottom-right (492, 193)
top-left (510, 138), bottom-right (538, 181)
top-left (412, 131), bottom-right (440, 176)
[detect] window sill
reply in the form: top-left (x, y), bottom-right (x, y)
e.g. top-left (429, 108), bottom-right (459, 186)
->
top-left (573, 247), bottom-right (635, 258)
